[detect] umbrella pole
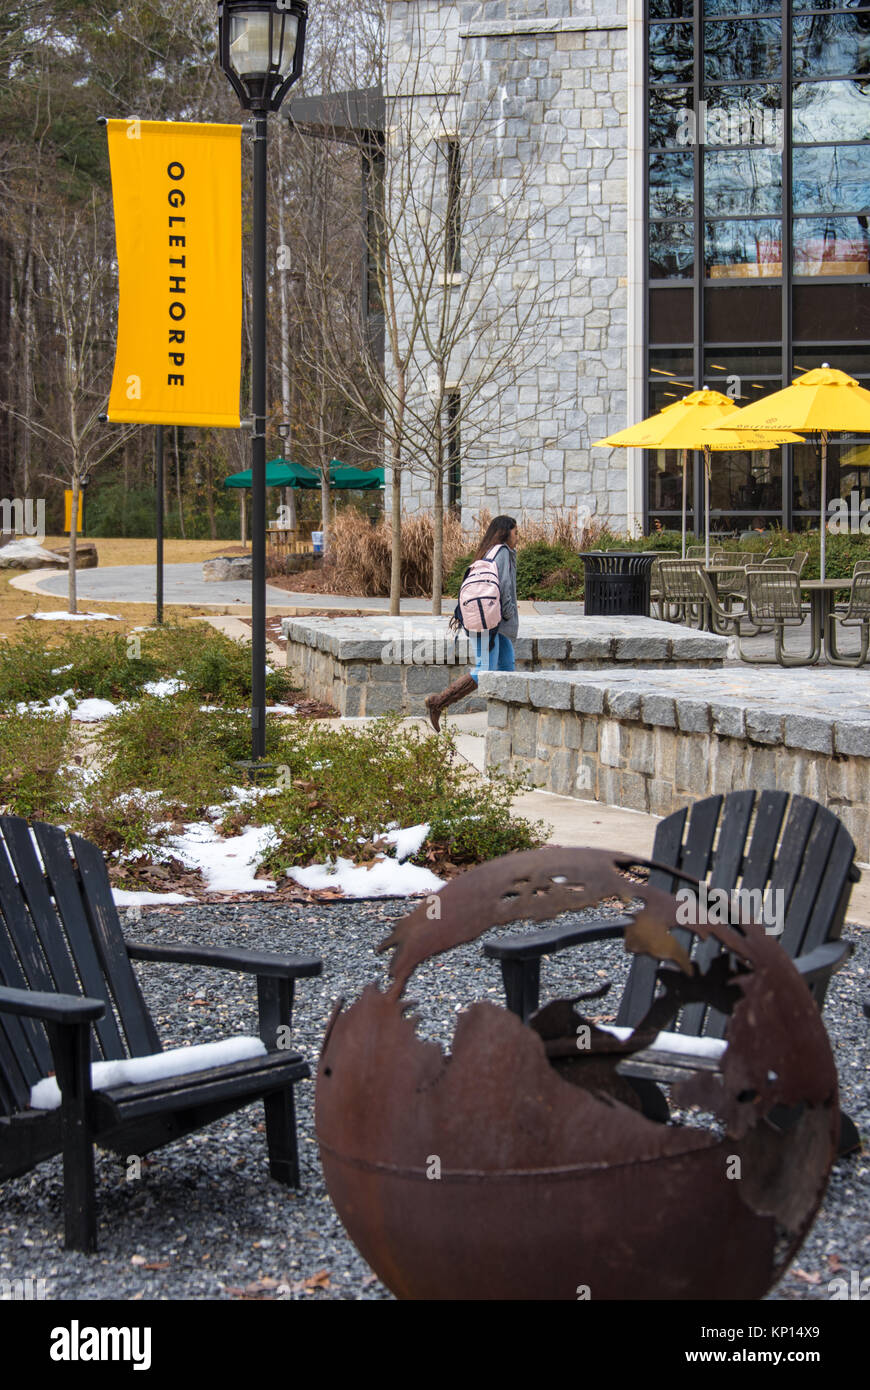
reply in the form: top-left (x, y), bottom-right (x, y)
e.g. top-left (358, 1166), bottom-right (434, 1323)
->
top-left (704, 447), bottom-right (711, 567)
top-left (681, 448), bottom-right (687, 558)
top-left (820, 431), bottom-right (828, 582)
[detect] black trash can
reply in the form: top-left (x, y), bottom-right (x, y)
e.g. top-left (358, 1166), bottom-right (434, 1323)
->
top-left (580, 552), bottom-right (656, 617)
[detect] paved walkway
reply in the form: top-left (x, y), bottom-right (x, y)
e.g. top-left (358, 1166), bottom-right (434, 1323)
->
top-left (11, 564), bottom-right (441, 614)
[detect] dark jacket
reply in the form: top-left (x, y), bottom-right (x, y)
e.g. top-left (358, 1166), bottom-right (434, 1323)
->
top-left (494, 544), bottom-right (518, 640)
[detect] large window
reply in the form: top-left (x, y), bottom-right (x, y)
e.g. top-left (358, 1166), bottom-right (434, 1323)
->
top-left (646, 0), bottom-right (870, 534)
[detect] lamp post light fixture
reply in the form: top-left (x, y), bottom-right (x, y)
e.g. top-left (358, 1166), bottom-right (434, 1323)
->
top-left (217, 0), bottom-right (307, 760)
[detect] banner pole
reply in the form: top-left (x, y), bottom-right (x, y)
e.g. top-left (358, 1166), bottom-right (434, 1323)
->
top-left (156, 425), bottom-right (164, 625)
top-left (251, 112), bottom-right (268, 761)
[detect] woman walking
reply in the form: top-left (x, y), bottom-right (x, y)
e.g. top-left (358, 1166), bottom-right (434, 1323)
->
top-left (425, 515), bottom-right (519, 732)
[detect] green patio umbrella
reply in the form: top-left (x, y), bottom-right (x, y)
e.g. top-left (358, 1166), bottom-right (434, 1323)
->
top-left (328, 460), bottom-right (384, 490)
top-left (223, 459), bottom-right (319, 539)
top-left (223, 458), bottom-right (319, 490)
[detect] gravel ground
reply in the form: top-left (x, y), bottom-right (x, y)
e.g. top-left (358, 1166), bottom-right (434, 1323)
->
top-left (1, 901), bottom-right (866, 1302)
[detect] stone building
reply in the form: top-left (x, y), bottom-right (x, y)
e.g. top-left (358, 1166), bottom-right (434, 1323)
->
top-left (297, 0), bottom-right (870, 536)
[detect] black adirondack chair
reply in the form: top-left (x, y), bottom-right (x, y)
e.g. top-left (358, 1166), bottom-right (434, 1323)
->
top-left (0, 816), bottom-right (321, 1252)
top-left (483, 790), bottom-right (859, 1149)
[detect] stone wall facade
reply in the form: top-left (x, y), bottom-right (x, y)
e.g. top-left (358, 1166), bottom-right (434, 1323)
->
top-left (480, 669), bottom-right (870, 863)
top-left (385, 0), bottom-right (638, 531)
top-left (282, 616), bottom-right (725, 717)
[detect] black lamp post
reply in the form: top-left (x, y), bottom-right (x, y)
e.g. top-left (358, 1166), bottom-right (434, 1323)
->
top-left (218, 0), bottom-right (307, 759)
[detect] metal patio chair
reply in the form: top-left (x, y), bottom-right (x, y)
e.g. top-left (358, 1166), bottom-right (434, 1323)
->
top-left (738, 568), bottom-right (815, 665)
top-left (657, 559), bottom-right (742, 635)
top-left (826, 568), bottom-right (870, 667)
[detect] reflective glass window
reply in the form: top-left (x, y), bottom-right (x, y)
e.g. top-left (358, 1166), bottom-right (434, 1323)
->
top-left (793, 0), bottom-right (870, 10)
top-left (704, 0), bottom-right (781, 14)
top-left (793, 79), bottom-right (870, 142)
top-left (647, 450), bottom-right (695, 514)
top-left (704, 349), bottom-right (783, 375)
top-left (649, 23), bottom-right (695, 84)
top-left (792, 145), bottom-right (870, 214)
top-left (650, 221), bottom-right (696, 278)
top-left (650, 347), bottom-right (695, 376)
top-left (650, 0), bottom-right (694, 16)
top-left (793, 346), bottom-right (870, 375)
top-left (707, 449), bottom-right (782, 514)
top-left (704, 20), bottom-right (782, 81)
top-left (650, 151), bottom-right (696, 217)
top-left (792, 13), bottom-right (870, 78)
top-left (649, 86), bottom-right (695, 146)
top-left (793, 215), bottom-right (870, 273)
top-left (705, 219), bottom-right (783, 276)
top-left (704, 284), bottom-right (782, 338)
top-left (705, 150), bottom-right (782, 214)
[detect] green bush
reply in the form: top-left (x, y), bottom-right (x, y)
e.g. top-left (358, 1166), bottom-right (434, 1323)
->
top-left (0, 621), bottom-right (297, 708)
top-left (247, 715), bottom-right (547, 874)
top-left (0, 712), bottom-right (71, 820)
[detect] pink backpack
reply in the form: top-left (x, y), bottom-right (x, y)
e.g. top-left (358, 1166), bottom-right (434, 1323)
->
top-left (457, 545), bottom-right (504, 631)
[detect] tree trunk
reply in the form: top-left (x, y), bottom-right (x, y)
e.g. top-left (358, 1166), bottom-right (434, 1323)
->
top-left (318, 385), bottom-right (330, 555)
top-left (432, 468), bottom-right (444, 616)
top-left (68, 473), bottom-right (79, 615)
top-left (390, 448), bottom-right (402, 616)
top-left (240, 491), bottom-right (246, 547)
top-left (205, 442), bottom-right (217, 539)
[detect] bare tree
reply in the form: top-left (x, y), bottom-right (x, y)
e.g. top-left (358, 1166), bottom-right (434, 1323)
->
top-left (304, 7), bottom-right (571, 613)
top-left (10, 194), bottom-right (135, 611)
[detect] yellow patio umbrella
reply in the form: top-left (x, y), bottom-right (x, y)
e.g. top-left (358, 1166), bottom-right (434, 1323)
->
top-left (596, 390), bottom-right (801, 563)
top-left (707, 366), bottom-right (870, 579)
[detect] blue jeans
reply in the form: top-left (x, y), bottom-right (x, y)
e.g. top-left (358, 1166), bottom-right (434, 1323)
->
top-left (470, 631), bottom-right (515, 683)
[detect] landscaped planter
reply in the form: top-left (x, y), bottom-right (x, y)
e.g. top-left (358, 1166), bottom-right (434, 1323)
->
top-left (282, 616), bottom-right (727, 717)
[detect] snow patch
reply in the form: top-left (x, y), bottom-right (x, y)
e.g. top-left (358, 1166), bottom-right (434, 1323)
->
top-left (143, 678), bottom-right (188, 697)
top-left (19, 611), bottom-right (121, 621)
top-left (29, 1036), bottom-right (267, 1110)
top-left (597, 1025), bottom-right (727, 1061)
top-left (168, 822), bottom-right (278, 893)
top-left (71, 698), bottom-right (122, 722)
top-left (374, 822), bottom-right (430, 861)
top-left (113, 888), bottom-right (195, 906)
top-left (287, 855), bottom-right (444, 898)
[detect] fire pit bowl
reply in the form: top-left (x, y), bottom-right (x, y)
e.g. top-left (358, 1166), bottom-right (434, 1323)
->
top-left (315, 848), bottom-right (839, 1301)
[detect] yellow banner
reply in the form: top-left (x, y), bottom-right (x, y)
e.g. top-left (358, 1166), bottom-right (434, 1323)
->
top-left (106, 119), bottom-right (242, 428)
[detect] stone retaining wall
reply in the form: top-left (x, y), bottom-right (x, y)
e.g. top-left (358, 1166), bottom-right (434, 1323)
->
top-left (479, 668), bottom-right (870, 863)
top-left (282, 616), bottom-right (726, 717)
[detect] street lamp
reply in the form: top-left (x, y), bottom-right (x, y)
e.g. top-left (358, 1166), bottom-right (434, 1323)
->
top-left (217, 0), bottom-right (307, 760)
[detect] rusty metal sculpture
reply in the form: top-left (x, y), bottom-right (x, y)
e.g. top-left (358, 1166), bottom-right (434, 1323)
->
top-left (315, 848), bottom-right (840, 1300)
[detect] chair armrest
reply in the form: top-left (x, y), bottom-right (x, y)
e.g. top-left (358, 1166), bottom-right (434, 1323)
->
top-left (792, 939), bottom-right (852, 985)
top-left (482, 915), bottom-right (632, 963)
top-left (125, 941), bottom-right (322, 980)
top-left (0, 985), bottom-right (105, 1025)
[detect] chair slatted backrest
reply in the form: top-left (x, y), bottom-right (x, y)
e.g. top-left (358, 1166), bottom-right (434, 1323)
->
top-left (0, 817), bottom-right (160, 1117)
top-left (615, 791), bottom-right (856, 1039)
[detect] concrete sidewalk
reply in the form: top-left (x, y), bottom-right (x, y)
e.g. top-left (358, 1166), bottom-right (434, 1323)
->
top-left (11, 564), bottom-right (445, 615)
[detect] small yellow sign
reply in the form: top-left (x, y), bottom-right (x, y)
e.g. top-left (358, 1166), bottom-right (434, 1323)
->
top-left (64, 490), bottom-right (83, 533)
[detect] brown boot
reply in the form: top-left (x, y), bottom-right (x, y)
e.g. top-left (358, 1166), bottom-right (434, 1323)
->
top-left (425, 673), bottom-right (477, 732)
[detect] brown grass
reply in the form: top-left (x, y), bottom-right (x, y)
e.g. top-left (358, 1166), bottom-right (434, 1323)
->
top-left (0, 538), bottom-right (244, 641)
top-left (328, 510), bottom-right (471, 597)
